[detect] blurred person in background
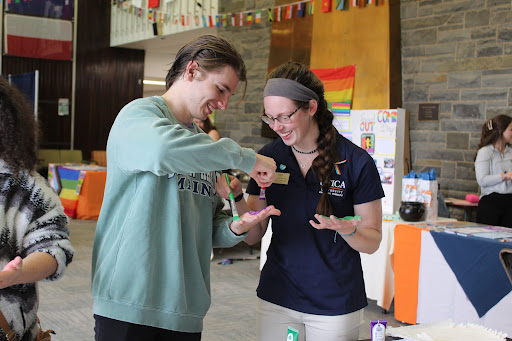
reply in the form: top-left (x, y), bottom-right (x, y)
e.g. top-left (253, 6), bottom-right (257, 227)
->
top-left (194, 115), bottom-right (221, 141)
top-left (475, 114), bottom-right (512, 228)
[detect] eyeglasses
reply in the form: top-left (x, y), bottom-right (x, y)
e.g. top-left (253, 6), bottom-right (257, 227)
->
top-left (260, 107), bottom-right (301, 125)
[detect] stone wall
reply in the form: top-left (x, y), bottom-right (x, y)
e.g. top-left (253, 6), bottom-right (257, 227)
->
top-left (216, 0), bottom-right (275, 151)
top-left (215, 0), bottom-right (512, 218)
top-left (401, 0), bottom-right (512, 201)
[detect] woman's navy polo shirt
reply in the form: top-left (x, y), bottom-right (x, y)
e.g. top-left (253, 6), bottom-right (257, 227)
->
top-left (246, 132), bottom-right (384, 316)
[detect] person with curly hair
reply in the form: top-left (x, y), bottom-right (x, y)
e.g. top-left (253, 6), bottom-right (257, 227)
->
top-left (0, 77), bottom-right (74, 340)
top-left (223, 61), bottom-right (384, 341)
top-left (475, 114), bottom-right (512, 227)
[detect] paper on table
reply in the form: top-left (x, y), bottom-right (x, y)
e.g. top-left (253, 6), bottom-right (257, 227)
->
top-left (387, 320), bottom-right (508, 341)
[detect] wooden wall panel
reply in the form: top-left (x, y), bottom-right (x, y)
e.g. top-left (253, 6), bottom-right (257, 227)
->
top-left (310, 2), bottom-right (394, 109)
top-left (2, 0), bottom-right (145, 154)
top-left (261, 1), bottom-right (313, 138)
top-left (74, 0), bottom-right (144, 155)
top-left (2, 56), bottom-right (73, 149)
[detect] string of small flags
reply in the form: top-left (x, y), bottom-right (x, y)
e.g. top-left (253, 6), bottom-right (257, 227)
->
top-left (115, 0), bottom-right (386, 27)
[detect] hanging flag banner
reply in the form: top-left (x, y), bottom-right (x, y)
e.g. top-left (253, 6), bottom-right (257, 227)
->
top-left (6, 0), bottom-right (73, 20)
top-left (148, 0), bottom-right (159, 9)
top-left (310, 64), bottom-right (356, 112)
top-left (267, 8), bottom-right (273, 22)
top-left (322, 0), bottom-right (332, 12)
top-left (113, 0), bottom-right (324, 27)
top-left (4, 14), bottom-right (72, 60)
top-left (297, 3), bottom-right (305, 17)
top-left (308, 1), bottom-right (314, 14)
top-left (336, 0), bottom-right (346, 10)
top-left (255, 10), bottom-right (262, 23)
top-left (276, 6), bottom-right (282, 22)
top-left (286, 5), bottom-right (292, 19)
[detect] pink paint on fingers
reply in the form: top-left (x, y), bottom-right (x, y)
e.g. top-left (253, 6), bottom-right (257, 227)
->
top-left (248, 206), bottom-right (271, 215)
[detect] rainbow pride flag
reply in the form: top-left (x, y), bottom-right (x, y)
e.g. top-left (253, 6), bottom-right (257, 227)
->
top-left (55, 166), bottom-right (84, 218)
top-left (311, 65), bottom-right (356, 114)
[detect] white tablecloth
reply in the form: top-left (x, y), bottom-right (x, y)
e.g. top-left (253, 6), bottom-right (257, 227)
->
top-left (360, 219), bottom-right (401, 310)
top-left (415, 231), bottom-right (512, 335)
top-left (360, 218), bottom-right (456, 310)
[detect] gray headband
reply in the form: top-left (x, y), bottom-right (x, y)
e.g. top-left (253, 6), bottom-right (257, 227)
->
top-left (263, 78), bottom-right (319, 103)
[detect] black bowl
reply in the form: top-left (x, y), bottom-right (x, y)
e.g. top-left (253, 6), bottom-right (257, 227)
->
top-left (399, 201), bottom-right (426, 222)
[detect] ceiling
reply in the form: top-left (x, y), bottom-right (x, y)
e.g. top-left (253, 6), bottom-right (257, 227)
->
top-left (117, 27), bottom-right (218, 94)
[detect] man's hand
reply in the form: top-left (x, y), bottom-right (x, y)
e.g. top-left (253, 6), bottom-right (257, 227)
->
top-left (248, 154), bottom-right (276, 188)
top-left (216, 173), bottom-right (243, 200)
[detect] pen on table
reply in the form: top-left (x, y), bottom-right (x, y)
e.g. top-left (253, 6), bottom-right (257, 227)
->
top-left (225, 173), bottom-right (241, 221)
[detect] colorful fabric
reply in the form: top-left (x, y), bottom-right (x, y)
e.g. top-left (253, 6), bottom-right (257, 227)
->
top-left (148, 0), bottom-right (159, 8)
top-left (56, 166), bottom-right (81, 218)
top-left (5, 0), bottom-right (73, 19)
top-left (430, 231), bottom-right (512, 317)
top-left (297, 3), bottom-right (305, 17)
top-left (336, 0), bottom-right (346, 10)
top-left (255, 10), bottom-right (262, 23)
top-left (311, 65), bottom-right (356, 111)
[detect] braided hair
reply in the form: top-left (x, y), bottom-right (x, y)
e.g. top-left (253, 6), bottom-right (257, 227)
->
top-left (267, 62), bottom-right (339, 216)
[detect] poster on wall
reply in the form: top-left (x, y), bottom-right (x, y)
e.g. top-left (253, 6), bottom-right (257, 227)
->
top-left (342, 109), bottom-right (407, 215)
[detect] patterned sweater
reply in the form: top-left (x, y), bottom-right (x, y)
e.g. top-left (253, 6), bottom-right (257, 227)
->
top-left (0, 160), bottom-right (74, 341)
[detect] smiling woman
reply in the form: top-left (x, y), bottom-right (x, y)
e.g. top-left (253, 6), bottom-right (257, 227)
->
top-left (244, 61), bottom-right (385, 341)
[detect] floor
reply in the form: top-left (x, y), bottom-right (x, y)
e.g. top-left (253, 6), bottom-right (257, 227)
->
top-left (37, 219), bottom-right (406, 341)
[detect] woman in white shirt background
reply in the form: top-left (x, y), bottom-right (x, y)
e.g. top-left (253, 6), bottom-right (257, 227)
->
top-left (474, 114), bottom-right (512, 228)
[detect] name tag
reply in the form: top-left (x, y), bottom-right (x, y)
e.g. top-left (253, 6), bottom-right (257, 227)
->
top-left (273, 172), bottom-right (290, 185)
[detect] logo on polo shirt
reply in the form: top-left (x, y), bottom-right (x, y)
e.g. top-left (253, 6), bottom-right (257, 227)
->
top-left (319, 179), bottom-right (346, 197)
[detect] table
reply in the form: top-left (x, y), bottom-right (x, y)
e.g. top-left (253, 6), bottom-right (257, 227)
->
top-left (48, 163), bottom-right (107, 219)
top-left (445, 197), bottom-right (478, 222)
top-left (394, 222), bottom-right (512, 335)
top-left (360, 217), bottom-right (455, 311)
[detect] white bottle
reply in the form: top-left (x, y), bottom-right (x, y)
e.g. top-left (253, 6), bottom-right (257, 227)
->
top-left (371, 320), bottom-right (386, 341)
